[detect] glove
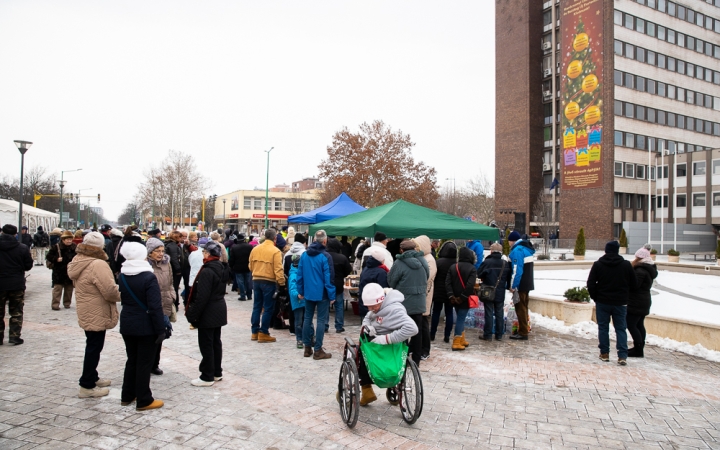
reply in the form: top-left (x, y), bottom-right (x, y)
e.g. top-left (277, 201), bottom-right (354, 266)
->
top-left (155, 333), bottom-right (165, 344)
top-left (373, 335), bottom-right (390, 345)
top-left (365, 325), bottom-right (377, 336)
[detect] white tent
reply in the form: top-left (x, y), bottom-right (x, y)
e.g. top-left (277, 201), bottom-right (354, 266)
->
top-left (0, 198), bottom-right (59, 233)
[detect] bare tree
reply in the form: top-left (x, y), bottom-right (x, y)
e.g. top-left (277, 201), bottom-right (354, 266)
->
top-left (532, 190), bottom-right (553, 256)
top-left (457, 174), bottom-right (494, 225)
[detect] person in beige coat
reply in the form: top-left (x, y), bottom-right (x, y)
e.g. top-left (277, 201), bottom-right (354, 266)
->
top-left (414, 235), bottom-right (437, 360)
top-left (67, 231), bottom-right (121, 399)
top-left (146, 238), bottom-right (176, 376)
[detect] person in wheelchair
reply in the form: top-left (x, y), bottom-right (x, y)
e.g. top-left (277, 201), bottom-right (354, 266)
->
top-left (358, 283), bottom-right (418, 406)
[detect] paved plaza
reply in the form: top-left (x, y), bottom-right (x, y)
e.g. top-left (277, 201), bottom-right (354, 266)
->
top-left (1, 266), bottom-right (719, 450)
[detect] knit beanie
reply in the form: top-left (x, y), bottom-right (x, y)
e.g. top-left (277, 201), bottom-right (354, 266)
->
top-left (146, 238), bottom-right (164, 255)
top-left (362, 283), bottom-right (386, 306)
top-left (198, 237), bottom-right (209, 248)
top-left (83, 231), bottom-right (105, 248)
top-left (2, 224), bottom-right (17, 235)
top-left (605, 240), bottom-right (620, 254)
top-left (121, 242), bottom-right (147, 261)
top-left (634, 248), bottom-right (651, 260)
top-left (508, 231), bottom-right (522, 242)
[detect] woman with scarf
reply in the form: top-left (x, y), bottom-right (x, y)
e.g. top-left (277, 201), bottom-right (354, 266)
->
top-left (627, 247), bottom-right (658, 358)
top-left (146, 238), bottom-right (176, 375)
top-left (185, 241), bottom-right (228, 387)
top-left (118, 242), bottom-right (166, 411)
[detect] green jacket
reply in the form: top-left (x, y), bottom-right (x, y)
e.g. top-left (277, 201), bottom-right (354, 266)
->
top-left (387, 250), bottom-right (429, 315)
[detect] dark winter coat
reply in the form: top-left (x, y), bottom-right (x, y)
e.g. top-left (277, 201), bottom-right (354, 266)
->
top-left (0, 234), bottom-right (33, 291)
top-left (628, 263), bottom-right (658, 316)
top-left (327, 239), bottom-right (352, 295)
top-left (32, 230), bottom-right (50, 248)
top-left (228, 242), bottom-right (253, 274)
top-left (46, 241), bottom-right (77, 285)
top-left (118, 272), bottom-right (166, 337)
top-left (444, 247), bottom-right (478, 310)
top-left (478, 252), bottom-right (512, 303)
top-left (181, 244), bottom-right (192, 273)
top-left (388, 249), bottom-right (429, 315)
top-left (432, 241), bottom-right (457, 304)
top-left (358, 256), bottom-right (389, 300)
top-left (587, 254), bottom-right (638, 306)
top-left (186, 260), bottom-right (228, 328)
top-left (20, 233), bottom-right (32, 248)
top-left (164, 240), bottom-right (183, 276)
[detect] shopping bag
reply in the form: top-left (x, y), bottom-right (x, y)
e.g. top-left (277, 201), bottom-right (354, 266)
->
top-left (360, 334), bottom-right (408, 389)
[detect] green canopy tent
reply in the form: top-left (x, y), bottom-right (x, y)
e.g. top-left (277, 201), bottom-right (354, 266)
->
top-left (309, 199), bottom-right (500, 240)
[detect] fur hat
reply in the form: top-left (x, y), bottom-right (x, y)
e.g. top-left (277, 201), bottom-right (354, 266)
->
top-left (120, 242), bottom-right (147, 261)
top-left (146, 238), bottom-right (164, 255)
top-left (362, 283), bottom-right (386, 306)
top-left (205, 241), bottom-right (222, 257)
top-left (110, 228), bottom-right (123, 238)
top-left (60, 230), bottom-right (74, 240)
top-left (508, 231), bottom-right (522, 242)
top-left (51, 228), bottom-right (63, 236)
top-left (605, 240), bottom-right (620, 254)
top-left (83, 231), bottom-right (105, 248)
top-left (2, 224), bottom-right (17, 235)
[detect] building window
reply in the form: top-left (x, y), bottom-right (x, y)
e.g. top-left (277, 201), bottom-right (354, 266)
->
top-left (650, 166), bottom-right (656, 180)
top-left (614, 193), bottom-right (621, 208)
top-left (625, 163), bottom-right (635, 178)
top-left (274, 199), bottom-right (282, 210)
top-left (625, 194), bottom-right (633, 209)
top-left (253, 199), bottom-right (262, 210)
top-left (614, 130), bottom-right (623, 145)
top-left (712, 159), bottom-right (720, 175)
top-left (614, 161), bottom-right (623, 177)
top-left (676, 163), bottom-right (686, 177)
top-left (657, 195), bottom-right (669, 207)
top-left (677, 194), bottom-right (687, 207)
top-left (693, 193), bottom-right (706, 206)
top-left (244, 198), bottom-right (251, 209)
top-left (713, 192), bottom-right (720, 206)
top-left (625, 133), bottom-right (635, 148)
top-left (693, 161), bottom-right (706, 175)
top-left (637, 196), bottom-right (643, 210)
top-left (637, 165), bottom-right (646, 179)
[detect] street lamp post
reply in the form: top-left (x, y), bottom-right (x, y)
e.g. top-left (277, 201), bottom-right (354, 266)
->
top-left (264, 147), bottom-right (274, 229)
top-left (222, 199), bottom-right (226, 228)
top-left (14, 140), bottom-right (32, 238)
top-left (59, 168), bottom-right (82, 229)
top-left (75, 188), bottom-right (92, 230)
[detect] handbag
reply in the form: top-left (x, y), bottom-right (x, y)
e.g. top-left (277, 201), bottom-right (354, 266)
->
top-left (120, 274), bottom-right (172, 339)
top-left (479, 259), bottom-right (506, 303)
top-left (359, 334), bottom-right (409, 388)
top-left (46, 243), bottom-right (60, 269)
top-left (456, 264), bottom-right (480, 309)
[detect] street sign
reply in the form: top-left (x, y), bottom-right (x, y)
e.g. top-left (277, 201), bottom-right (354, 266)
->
top-left (61, 212), bottom-right (70, 221)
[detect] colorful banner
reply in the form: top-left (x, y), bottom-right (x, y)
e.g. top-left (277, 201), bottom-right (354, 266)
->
top-left (560, 0), bottom-right (604, 190)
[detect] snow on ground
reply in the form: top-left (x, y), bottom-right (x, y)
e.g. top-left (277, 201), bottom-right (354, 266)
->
top-left (533, 268), bottom-right (720, 326)
top-left (530, 313), bottom-right (720, 363)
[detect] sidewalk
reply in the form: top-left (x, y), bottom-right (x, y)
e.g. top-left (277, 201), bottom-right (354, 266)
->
top-left (1, 266), bottom-right (719, 449)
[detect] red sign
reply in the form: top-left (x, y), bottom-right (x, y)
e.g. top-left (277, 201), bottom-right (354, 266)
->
top-left (252, 214), bottom-right (289, 219)
top-left (227, 214), bottom-right (239, 218)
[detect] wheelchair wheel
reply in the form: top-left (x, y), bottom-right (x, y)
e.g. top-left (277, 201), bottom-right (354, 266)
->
top-left (338, 357), bottom-right (360, 428)
top-left (399, 359), bottom-right (423, 424)
top-left (385, 388), bottom-right (399, 406)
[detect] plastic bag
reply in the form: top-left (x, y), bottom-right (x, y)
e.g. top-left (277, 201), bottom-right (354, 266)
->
top-left (360, 334), bottom-right (408, 388)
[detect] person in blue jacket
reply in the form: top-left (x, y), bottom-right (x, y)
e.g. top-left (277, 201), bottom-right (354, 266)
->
top-left (507, 231), bottom-right (535, 341)
top-left (465, 240), bottom-right (485, 270)
top-left (297, 230), bottom-right (335, 360)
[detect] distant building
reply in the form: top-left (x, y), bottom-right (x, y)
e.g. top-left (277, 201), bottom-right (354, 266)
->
top-left (214, 189), bottom-right (320, 234)
top-left (292, 177), bottom-right (323, 192)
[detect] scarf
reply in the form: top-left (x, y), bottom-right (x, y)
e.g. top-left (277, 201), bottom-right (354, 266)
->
top-left (379, 264), bottom-right (390, 273)
top-left (186, 255), bottom-right (221, 314)
top-left (203, 255), bottom-right (220, 265)
top-left (121, 259), bottom-right (154, 275)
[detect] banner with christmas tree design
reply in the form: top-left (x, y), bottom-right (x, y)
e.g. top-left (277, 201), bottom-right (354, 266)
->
top-left (560, 0), bottom-right (604, 190)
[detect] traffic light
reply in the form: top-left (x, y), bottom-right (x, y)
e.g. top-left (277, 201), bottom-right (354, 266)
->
top-left (97, 194), bottom-right (101, 202)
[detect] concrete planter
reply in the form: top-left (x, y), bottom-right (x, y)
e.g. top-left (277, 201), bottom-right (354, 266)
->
top-left (527, 296), bottom-right (594, 326)
top-left (650, 254), bottom-right (657, 261)
top-left (668, 255), bottom-right (680, 263)
top-left (573, 254), bottom-right (585, 261)
top-left (562, 300), bottom-right (594, 325)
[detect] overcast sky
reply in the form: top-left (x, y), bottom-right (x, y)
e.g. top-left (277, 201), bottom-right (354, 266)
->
top-left (0, 1), bottom-right (495, 220)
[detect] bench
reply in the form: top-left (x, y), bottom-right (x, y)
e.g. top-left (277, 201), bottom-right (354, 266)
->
top-left (688, 251), bottom-right (717, 261)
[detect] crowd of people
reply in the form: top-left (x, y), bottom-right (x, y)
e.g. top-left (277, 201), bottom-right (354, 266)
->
top-left (0, 220), bottom-right (661, 411)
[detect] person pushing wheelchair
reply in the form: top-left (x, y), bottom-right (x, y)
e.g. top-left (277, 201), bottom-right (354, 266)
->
top-left (356, 283), bottom-right (418, 406)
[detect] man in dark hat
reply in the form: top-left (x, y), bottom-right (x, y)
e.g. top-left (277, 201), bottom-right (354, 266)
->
top-left (0, 224), bottom-right (34, 345)
top-left (587, 240), bottom-right (637, 366)
top-left (20, 226), bottom-right (33, 250)
top-left (32, 225), bottom-right (50, 266)
top-left (148, 229), bottom-right (162, 239)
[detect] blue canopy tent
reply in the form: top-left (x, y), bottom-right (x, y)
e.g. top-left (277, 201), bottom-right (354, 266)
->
top-left (287, 192), bottom-right (366, 224)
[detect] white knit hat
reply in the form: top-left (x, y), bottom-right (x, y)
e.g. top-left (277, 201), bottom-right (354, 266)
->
top-left (120, 242), bottom-right (147, 261)
top-left (83, 231), bottom-right (105, 248)
top-left (362, 283), bottom-right (386, 306)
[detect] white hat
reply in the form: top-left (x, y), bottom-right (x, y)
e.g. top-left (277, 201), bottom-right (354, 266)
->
top-left (362, 283), bottom-right (386, 306)
top-left (365, 246), bottom-right (383, 262)
top-left (83, 231), bottom-right (105, 248)
top-left (120, 242), bottom-right (147, 262)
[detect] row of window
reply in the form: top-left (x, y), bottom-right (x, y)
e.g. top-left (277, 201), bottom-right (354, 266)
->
top-left (614, 129), bottom-right (714, 155)
top-left (613, 193), bottom-right (647, 209)
top-left (614, 39), bottom-right (720, 85)
top-left (242, 198), bottom-right (318, 211)
top-left (630, 0), bottom-right (720, 33)
top-left (614, 161), bottom-right (655, 180)
top-left (614, 69), bottom-right (720, 111)
top-left (655, 192), bottom-right (720, 207)
top-left (614, 100), bottom-right (720, 136)
top-left (657, 159), bottom-right (720, 177)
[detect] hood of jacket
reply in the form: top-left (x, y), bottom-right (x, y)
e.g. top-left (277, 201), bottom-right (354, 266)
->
top-left (287, 241), bottom-right (306, 257)
top-left (414, 235), bottom-right (431, 256)
top-left (512, 239), bottom-right (536, 255)
top-left (437, 241), bottom-right (457, 259)
top-left (365, 255), bottom-right (383, 268)
top-left (379, 288), bottom-right (404, 310)
top-left (635, 262), bottom-right (658, 279)
top-left (0, 234), bottom-right (20, 251)
top-left (396, 250), bottom-right (423, 268)
top-left (148, 254), bottom-right (170, 267)
top-left (326, 238), bottom-right (342, 254)
top-left (67, 244), bottom-right (108, 279)
top-left (306, 241), bottom-right (326, 256)
top-left (597, 253), bottom-right (626, 267)
top-left (458, 247), bottom-right (476, 264)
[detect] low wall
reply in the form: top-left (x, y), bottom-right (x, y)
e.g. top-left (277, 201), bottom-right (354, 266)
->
top-left (535, 260), bottom-right (720, 276)
top-left (529, 295), bottom-right (720, 351)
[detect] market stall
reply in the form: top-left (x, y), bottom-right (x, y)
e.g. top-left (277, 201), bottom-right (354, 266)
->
top-left (288, 192), bottom-right (366, 224)
top-left (0, 199), bottom-right (59, 233)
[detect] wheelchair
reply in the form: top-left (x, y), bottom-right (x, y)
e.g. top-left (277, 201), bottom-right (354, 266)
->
top-left (337, 335), bottom-right (423, 428)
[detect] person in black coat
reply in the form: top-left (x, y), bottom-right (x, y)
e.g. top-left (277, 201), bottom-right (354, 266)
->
top-left (118, 242), bottom-right (166, 411)
top-left (186, 241), bottom-right (228, 387)
top-left (46, 231), bottom-right (77, 310)
top-left (445, 247), bottom-right (477, 351)
top-left (327, 238), bottom-right (352, 332)
top-left (627, 248), bottom-right (658, 358)
top-left (430, 241), bottom-right (457, 343)
top-left (228, 234), bottom-right (254, 301)
top-left (0, 224), bottom-right (33, 345)
top-left (164, 231), bottom-right (184, 308)
top-left (357, 248), bottom-right (389, 318)
top-left (20, 226), bottom-right (33, 249)
top-left (587, 241), bottom-right (638, 364)
top-left (477, 243), bottom-right (512, 341)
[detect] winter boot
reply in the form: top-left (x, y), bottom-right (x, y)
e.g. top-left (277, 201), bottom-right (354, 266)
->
top-left (313, 348), bottom-right (332, 360)
top-left (360, 385), bottom-right (377, 406)
top-left (628, 347), bottom-right (644, 358)
top-left (451, 335), bottom-right (465, 351)
top-left (137, 399), bottom-right (164, 411)
top-left (251, 333), bottom-right (258, 341)
top-left (461, 331), bottom-right (470, 347)
top-left (257, 332), bottom-right (276, 343)
top-left (304, 346), bottom-right (313, 357)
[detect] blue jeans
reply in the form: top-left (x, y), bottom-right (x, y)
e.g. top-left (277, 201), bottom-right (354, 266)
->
top-left (483, 301), bottom-right (505, 338)
top-left (596, 303), bottom-right (628, 359)
top-left (236, 272), bottom-right (253, 299)
top-left (303, 298), bottom-right (329, 351)
top-left (333, 293), bottom-right (344, 331)
top-left (251, 281), bottom-right (276, 334)
top-left (453, 306), bottom-right (469, 336)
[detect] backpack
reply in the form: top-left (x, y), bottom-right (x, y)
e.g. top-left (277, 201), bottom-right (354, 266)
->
top-left (39, 233), bottom-right (50, 247)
